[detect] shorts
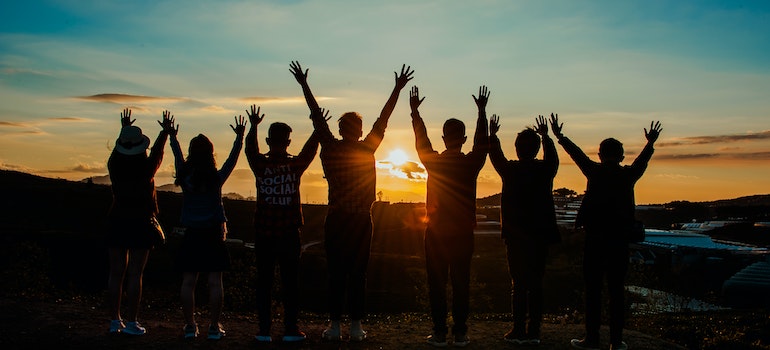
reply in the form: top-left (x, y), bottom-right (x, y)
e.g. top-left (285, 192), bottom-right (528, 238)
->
top-left (176, 226), bottom-right (230, 272)
top-left (106, 217), bottom-right (156, 250)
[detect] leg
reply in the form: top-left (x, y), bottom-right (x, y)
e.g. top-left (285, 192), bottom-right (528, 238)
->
top-left (527, 245), bottom-right (548, 339)
top-left (506, 242), bottom-right (528, 339)
top-left (449, 234), bottom-right (473, 337)
top-left (108, 248), bottom-right (128, 321)
top-left (425, 228), bottom-right (449, 336)
top-left (255, 235), bottom-right (277, 333)
top-left (208, 272), bottom-right (224, 326)
top-left (278, 233), bottom-right (302, 333)
top-left (125, 248), bottom-right (149, 322)
top-left (583, 243), bottom-right (604, 345)
top-left (607, 246), bottom-right (629, 346)
top-left (348, 214), bottom-right (372, 322)
top-left (324, 214), bottom-right (347, 323)
top-left (181, 272), bottom-right (199, 326)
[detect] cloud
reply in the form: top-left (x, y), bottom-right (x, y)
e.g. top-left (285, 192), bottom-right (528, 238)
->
top-left (71, 164), bottom-right (108, 173)
top-left (654, 151), bottom-right (770, 161)
top-left (378, 160), bottom-right (426, 180)
top-left (76, 93), bottom-right (188, 104)
top-left (47, 117), bottom-right (92, 122)
top-left (655, 173), bottom-right (700, 180)
top-left (0, 121), bottom-right (32, 127)
top-left (238, 96), bottom-right (335, 104)
top-left (657, 130), bottom-right (770, 147)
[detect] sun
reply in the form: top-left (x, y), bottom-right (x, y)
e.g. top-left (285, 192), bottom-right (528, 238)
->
top-left (386, 149), bottom-right (409, 166)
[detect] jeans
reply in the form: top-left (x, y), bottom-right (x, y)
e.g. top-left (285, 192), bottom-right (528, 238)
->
top-left (583, 237), bottom-right (629, 345)
top-left (324, 211), bottom-right (373, 321)
top-left (425, 226), bottom-right (474, 336)
top-left (506, 239), bottom-right (548, 338)
top-left (255, 231), bottom-right (301, 333)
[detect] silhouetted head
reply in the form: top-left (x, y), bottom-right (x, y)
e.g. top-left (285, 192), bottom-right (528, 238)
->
top-left (599, 138), bottom-right (624, 164)
top-left (442, 118), bottom-right (466, 151)
top-left (338, 112), bottom-right (363, 141)
top-left (115, 125), bottom-right (150, 156)
top-left (267, 122), bottom-right (292, 152)
top-left (175, 134), bottom-right (217, 188)
top-left (189, 134), bottom-right (214, 159)
top-left (515, 128), bottom-right (541, 161)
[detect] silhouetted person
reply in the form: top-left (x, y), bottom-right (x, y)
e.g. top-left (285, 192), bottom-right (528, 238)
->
top-left (244, 105), bottom-right (321, 343)
top-left (290, 61), bottom-right (414, 341)
top-left (553, 116), bottom-right (662, 350)
top-left (489, 114), bottom-right (560, 345)
top-left (170, 115), bottom-right (246, 340)
top-left (410, 85), bottom-right (490, 347)
top-left (106, 108), bottom-right (173, 335)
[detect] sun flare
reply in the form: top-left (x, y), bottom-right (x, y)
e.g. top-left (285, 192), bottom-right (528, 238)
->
top-left (386, 149), bottom-right (409, 166)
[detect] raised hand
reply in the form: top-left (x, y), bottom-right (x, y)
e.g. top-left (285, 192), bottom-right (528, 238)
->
top-left (489, 114), bottom-right (500, 136)
top-left (120, 108), bottom-right (135, 127)
top-left (473, 85), bottom-right (490, 110)
top-left (231, 115), bottom-right (247, 136)
top-left (157, 110), bottom-right (177, 136)
top-left (549, 113), bottom-right (563, 138)
top-left (246, 104), bottom-right (264, 126)
top-left (289, 61), bottom-right (309, 85)
top-left (645, 121), bottom-right (662, 143)
top-left (535, 115), bottom-right (548, 137)
top-left (310, 107), bottom-right (332, 122)
top-left (394, 64), bottom-right (415, 90)
top-left (409, 86), bottom-right (425, 112)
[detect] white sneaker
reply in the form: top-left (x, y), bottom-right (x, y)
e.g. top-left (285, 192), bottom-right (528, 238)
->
top-left (122, 321), bottom-right (146, 335)
top-left (350, 329), bottom-right (367, 342)
top-left (108, 319), bottom-right (125, 334)
top-left (322, 327), bottom-right (341, 341)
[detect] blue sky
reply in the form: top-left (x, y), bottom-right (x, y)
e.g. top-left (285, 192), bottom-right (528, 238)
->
top-left (1, 0), bottom-right (769, 203)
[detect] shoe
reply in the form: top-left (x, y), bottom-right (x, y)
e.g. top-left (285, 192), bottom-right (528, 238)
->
top-left (282, 330), bottom-right (307, 342)
top-left (207, 324), bottom-right (226, 340)
top-left (610, 341), bottom-right (628, 350)
top-left (350, 329), bottom-right (367, 342)
top-left (254, 332), bottom-right (273, 343)
top-left (183, 324), bottom-right (198, 339)
top-left (108, 319), bottom-right (125, 334)
top-left (122, 321), bottom-right (146, 335)
top-left (322, 327), bottom-right (341, 341)
top-left (503, 328), bottom-right (526, 344)
top-left (453, 334), bottom-right (470, 347)
top-left (570, 338), bottom-right (600, 350)
top-left (426, 334), bottom-right (448, 347)
top-left (527, 338), bottom-right (542, 345)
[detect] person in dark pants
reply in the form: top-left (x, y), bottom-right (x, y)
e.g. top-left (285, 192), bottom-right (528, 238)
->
top-left (244, 105), bottom-right (320, 343)
top-left (489, 114), bottom-right (560, 346)
top-left (106, 108), bottom-right (173, 336)
top-left (410, 85), bottom-right (489, 348)
top-left (553, 115), bottom-right (662, 350)
top-left (290, 61), bottom-right (414, 341)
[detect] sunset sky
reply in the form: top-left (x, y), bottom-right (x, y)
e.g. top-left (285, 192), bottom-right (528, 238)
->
top-left (1, 0), bottom-right (769, 204)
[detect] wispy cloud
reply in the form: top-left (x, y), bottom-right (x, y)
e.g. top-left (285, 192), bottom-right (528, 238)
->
top-left (76, 93), bottom-right (189, 104)
top-left (0, 121), bottom-right (31, 127)
top-left (47, 117), bottom-right (92, 122)
top-left (238, 96), bottom-right (335, 104)
top-left (655, 151), bottom-right (770, 161)
top-left (658, 130), bottom-right (770, 147)
top-left (71, 164), bottom-right (107, 173)
top-left (378, 160), bottom-right (426, 180)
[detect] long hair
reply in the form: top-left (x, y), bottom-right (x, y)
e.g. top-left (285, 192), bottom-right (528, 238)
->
top-left (175, 134), bottom-right (218, 192)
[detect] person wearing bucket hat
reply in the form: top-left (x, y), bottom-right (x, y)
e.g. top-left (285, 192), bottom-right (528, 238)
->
top-left (106, 108), bottom-right (175, 336)
top-left (170, 114), bottom-right (246, 340)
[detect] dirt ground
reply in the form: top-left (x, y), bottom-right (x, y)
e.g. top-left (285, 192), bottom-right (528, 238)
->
top-left (0, 298), bottom-right (685, 350)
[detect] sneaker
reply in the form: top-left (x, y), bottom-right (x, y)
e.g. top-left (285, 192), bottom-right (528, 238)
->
top-left (207, 324), bottom-right (226, 340)
top-left (503, 328), bottom-right (526, 344)
top-left (122, 321), bottom-right (146, 335)
top-left (108, 319), bottom-right (125, 334)
top-left (453, 334), bottom-right (470, 347)
top-left (322, 327), bottom-right (341, 341)
top-left (282, 330), bottom-right (307, 342)
top-left (426, 334), bottom-right (448, 347)
top-left (254, 332), bottom-right (273, 343)
top-left (183, 324), bottom-right (198, 339)
top-left (350, 329), bottom-right (367, 342)
top-left (527, 338), bottom-right (542, 345)
top-left (610, 341), bottom-right (628, 350)
top-left (570, 338), bottom-right (600, 350)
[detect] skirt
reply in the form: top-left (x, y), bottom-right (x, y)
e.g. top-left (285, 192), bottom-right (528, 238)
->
top-left (176, 226), bottom-right (230, 272)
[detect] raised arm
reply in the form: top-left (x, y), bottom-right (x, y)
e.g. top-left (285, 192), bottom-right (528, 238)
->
top-left (244, 104), bottom-right (266, 172)
top-left (219, 115), bottom-right (246, 182)
top-left (470, 85), bottom-right (490, 157)
top-left (551, 113), bottom-right (593, 173)
top-left (148, 110), bottom-right (173, 175)
top-left (488, 114), bottom-right (508, 173)
top-left (364, 64), bottom-right (415, 148)
top-left (295, 128), bottom-right (321, 174)
top-left (537, 114), bottom-right (559, 176)
top-left (309, 107), bottom-right (335, 144)
top-left (409, 86), bottom-right (436, 161)
top-left (290, 61), bottom-right (320, 113)
top-left (631, 120), bottom-right (662, 172)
